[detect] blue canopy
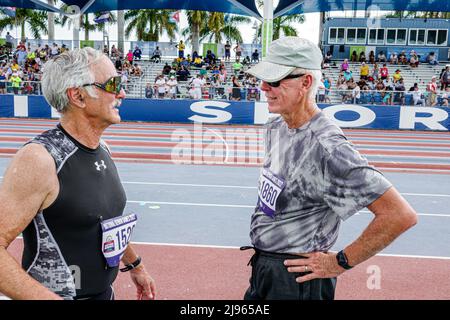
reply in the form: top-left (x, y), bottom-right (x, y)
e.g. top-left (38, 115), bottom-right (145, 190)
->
top-left (0, 0), bottom-right (263, 18)
top-left (274, 0), bottom-right (450, 18)
top-left (2, 0), bottom-right (450, 19)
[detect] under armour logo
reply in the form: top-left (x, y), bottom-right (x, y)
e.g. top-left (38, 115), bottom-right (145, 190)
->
top-left (94, 160), bottom-right (107, 171)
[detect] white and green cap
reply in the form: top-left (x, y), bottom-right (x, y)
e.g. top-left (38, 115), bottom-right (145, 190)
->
top-left (246, 37), bottom-right (322, 82)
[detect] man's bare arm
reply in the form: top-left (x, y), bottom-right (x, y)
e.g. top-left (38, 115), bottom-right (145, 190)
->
top-left (0, 144), bottom-right (62, 300)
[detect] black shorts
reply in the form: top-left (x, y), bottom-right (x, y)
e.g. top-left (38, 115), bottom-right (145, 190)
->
top-left (243, 248), bottom-right (336, 300)
top-left (74, 285), bottom-right (115, 300)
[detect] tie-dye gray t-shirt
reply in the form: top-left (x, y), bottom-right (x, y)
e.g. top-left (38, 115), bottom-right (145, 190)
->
top-left (250, 112), bottom-right (392, 253)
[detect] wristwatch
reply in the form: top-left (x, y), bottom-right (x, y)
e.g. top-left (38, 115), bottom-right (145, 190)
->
top-left (120, 256), bottom-right (142, 272)
top-left (336, 250), bottom-right (353, 270)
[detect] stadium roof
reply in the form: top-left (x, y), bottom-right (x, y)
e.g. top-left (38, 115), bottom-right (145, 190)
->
top-left (2, 0), bottom-right (450, 19)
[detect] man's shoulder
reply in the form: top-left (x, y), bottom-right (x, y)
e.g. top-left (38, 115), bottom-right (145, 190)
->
top-left (309, 113), bottom-right (348, 155)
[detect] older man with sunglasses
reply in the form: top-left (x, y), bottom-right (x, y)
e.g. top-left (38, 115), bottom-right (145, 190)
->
top-left (242, 37), bottom-right (417, 300)
top-left (0, 48), bottom-right (156, 300)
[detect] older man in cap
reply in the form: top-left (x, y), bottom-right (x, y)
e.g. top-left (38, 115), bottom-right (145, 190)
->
top-left (241, 37), bottom-right (417, 300)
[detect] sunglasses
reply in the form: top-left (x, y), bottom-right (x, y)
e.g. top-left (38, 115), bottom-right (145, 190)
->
top-left (83, 75), bottom-right (122, 94)
top-left (266, 74), bottom-right (305, 88)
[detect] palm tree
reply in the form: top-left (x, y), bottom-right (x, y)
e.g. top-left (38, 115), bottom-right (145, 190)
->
top-left (0, 8), bottom-right (48, 42)
top-left (199, 13), bottom-right (251, 44)
top-left (185, 11), bottom-right (208, 54)
top-left (124, 9), bottom-right (177, 42)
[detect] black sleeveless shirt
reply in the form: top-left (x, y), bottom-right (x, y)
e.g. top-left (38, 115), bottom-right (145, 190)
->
top-left (21, 124), bottom-right (127, 299)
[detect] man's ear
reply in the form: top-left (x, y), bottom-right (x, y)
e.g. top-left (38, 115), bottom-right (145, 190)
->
top-left (302, 74), bottom-right (313, 91)
top-left (67, 87), bottom-right (86, 109)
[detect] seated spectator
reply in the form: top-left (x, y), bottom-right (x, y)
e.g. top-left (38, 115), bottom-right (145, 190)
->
top-left (133, 63), bottom-right (143, 77)
top-left (440, 87), bottom-right (450, 106)
top-left (350, 51), bottom-right (358, 63)
top-left (343, 70), bottom-right (353, 82)
top-left (162, 63), bottom-right (172, 75)
top-left (247, 83), bottom-right (259, 101)
top-left (126, 50), bottom-right (133, 63)
top-left (375, 80), bottom-right (385, 92)
top-left (340, 59), bottom-right (349, 72)
top-left (377, 51), bottom-right (387, 63)
top-left (192, 51), bottom-right (199, 61)
top-left (383, 77), bottom-right (394, 91)
top-left (232, 60), bottom-right (243, 75)
top-left (371, 63), bottom-right (379, 80)
top-left (369, 50), bottom-right (375, 64)
top-left (359, 51), bottom-right (366, 63)
top-left (176, 66), bottom-right (190, 82)
top-left (380, 63), bottom-right (389, 80)
top-left (398, 51), bottom-right (408, 65)
top-left (389, 52), bottom-right (398, 65)
top-left (394, 80), bottom-right (406, 105)
top-left (204, 50), bottom-right (216, 65)
top-left (251, 50), bottom-right (260, 64)
top-left (426, 52), bottom-right (438, 66)
top-left (193, 56), bottom-right (203, 68)
top-left (133, 46), bottom-right (142, 60)
top-left (409, 83), bottom-right (419, 92)
top-left (412, 86), bottom-right (425, 106)
top-left (111, 45), bottom-right (118, 58)
top-left (150, 46), bottom-right (161, 63)
top-left (410, 50), bottom-right (419, 68)
top-left (392, 69), bottom-right (403, 83)
top-left (360, 62), bottom-right (369, 80)
top-left (242, 56), bottom-right (251, 66)
top-left (145, 82), bottom-right (153, 99)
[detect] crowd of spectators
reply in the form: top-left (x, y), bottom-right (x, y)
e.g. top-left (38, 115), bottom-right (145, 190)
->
top-left (0, 41), bottom-right (69, 95)
top-left (320, 49), bottom-right (450, 107)
top-left (143, 45), bottom-right (261, 101)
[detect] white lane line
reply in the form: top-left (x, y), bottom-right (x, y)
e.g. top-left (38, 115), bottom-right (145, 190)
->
top-left (130, 241), bottom-right (450, 260)
top-left (128, 200), bottom-right (254, 209)
top-left (127, 200), bottom-right (450, 217)
top-left (123, 181), bottom-right (256, 189)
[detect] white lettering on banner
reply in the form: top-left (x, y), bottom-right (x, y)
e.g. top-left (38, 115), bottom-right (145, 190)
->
top-left (400, 107), bottom-right (448, 131)
top-left (322, 105), bottom-right (377, 128)
top-left (188, 101), bottom-right (232, 124)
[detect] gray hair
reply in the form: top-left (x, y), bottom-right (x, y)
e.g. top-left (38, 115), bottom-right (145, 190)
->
top-left (290, 67), bottom-right (321, 101)
top-left (41, 47), bottom-right (104, 113)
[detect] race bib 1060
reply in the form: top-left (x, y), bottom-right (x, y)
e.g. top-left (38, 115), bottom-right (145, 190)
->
top-left (257, 168), bottom-right (286, 218)
top-left (101, 213), bottom-right (137, 268)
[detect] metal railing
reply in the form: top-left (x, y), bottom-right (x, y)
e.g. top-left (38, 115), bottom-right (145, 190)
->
top-left (1, 81), bottom-right (448, 107)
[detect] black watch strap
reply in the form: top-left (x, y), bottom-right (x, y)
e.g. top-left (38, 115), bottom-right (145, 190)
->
top-left (120, 256), bottom-right (142, 272)
top-left (336, 250), bottom-right (353, 270)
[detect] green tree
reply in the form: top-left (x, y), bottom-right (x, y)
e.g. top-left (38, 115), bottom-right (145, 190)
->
top-left (182, 12), bottom-right (251, 46)
top-left (124, 9), bottom-right (177, 42)
top-left (200, 13), bottom-right (251, 44)
top-left (58, 10), bottom-right (116, 41)
top-left (0, 8), bottom-right (48, 42)
top-left (184, 11), bottom-right (208, 54)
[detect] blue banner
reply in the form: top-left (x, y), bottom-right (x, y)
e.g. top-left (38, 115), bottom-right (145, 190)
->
top-left (0, 95), bottom-right (449, 131)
